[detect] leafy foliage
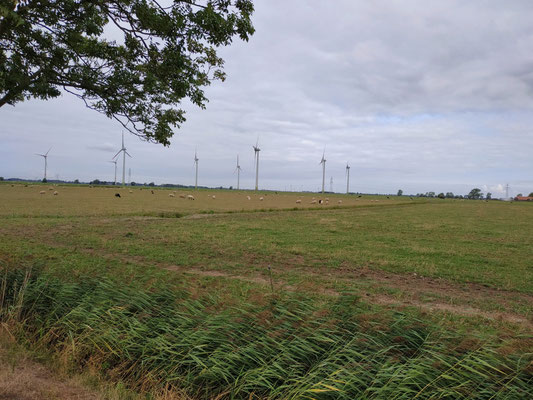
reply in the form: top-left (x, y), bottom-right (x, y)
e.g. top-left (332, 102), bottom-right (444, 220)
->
top-left (467, 188), bottom-right (482, 200)
top-left (0, 0), bottom-right (254, 145)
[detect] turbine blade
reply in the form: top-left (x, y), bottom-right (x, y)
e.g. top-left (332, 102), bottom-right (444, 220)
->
top-left (125, 151), bottom-right (132, 158)
top-left (112, 149), bottom-right (122, 159)
top-left (45, 147), bottom-right (52, 156)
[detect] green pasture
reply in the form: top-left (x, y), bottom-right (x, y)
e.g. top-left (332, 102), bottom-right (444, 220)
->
top-left (0, 183), bottom-right (531, 399)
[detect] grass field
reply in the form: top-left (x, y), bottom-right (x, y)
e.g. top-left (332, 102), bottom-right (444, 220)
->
top-left (0, 182), bottom-right (532, 399)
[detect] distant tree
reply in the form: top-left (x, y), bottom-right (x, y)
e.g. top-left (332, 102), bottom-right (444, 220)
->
top-left (42, 178), bottom-right (47, 183)
top-left (229, 186), bottom-right (233, 190)
top-left (529, 192), bottom-right (533, 197)
top-left (467, 188), bottom-right (482, 200)
top-left (0, 177), bottom-right (4, 181)
top-left (148, 182), bottom-right (155, 187)
top-left (445, 192), bottom-right (454, 198)
top-left (74, 179), bottom-right (79, 184)
top-left (437, 193), bottom-right (445, 199)
top-left (426, 191), bottom-right (435, 198)
top-left (397, 189), bottom-right (403, 196)
top-left (90, 179), bottom-right (101, 185)
top-left (516, 193), bottom-right (523, 197)
top-left (130, 182), bottom-right (136, 186)
top-left (486, 192), bottom-right (492, 200)
top-left (0, 1), bottom-right (255, 145)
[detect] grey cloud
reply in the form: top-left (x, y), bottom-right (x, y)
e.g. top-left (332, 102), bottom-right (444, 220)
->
top-left (1, 1), bottom-right (533, 196)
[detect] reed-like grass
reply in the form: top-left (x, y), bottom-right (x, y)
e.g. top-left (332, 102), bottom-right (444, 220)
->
top-left (1, 266), bottom-right (531, 399)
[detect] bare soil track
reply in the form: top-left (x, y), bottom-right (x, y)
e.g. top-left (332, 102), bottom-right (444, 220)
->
top-left (0, 328), bottom-right (102, 400)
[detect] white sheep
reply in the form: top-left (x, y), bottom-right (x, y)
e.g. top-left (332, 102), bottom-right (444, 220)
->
top-left (129, 190), bottom-right (133, 194)
top-left (169, 193), bottom-right (175, 197)
top-left (246, 196), bottom-right (251, 200)
top-left (187, 194), bottom-right (195, 200)
top-left (296, 199), bottom-right (302, 204)
top-left (259, 196), bottom-right (264, 201)
top-left (179, 194), bottom-right (186, 199)
top-left (212, 195), bottom-right (216, 199)
top-left (53, 191), bottom-right (58, 196)
top-left (310, 199), bottom-right (317, 204)
top-left (48, 187), bottom-right (54, 191)
top-left (338, 200), bottom-right (342, 204)
top-left (39, 190), bottom-right (45, 195)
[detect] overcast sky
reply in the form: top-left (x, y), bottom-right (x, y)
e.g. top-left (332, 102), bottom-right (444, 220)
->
top-left (1, 0), bottom-right (533, 196)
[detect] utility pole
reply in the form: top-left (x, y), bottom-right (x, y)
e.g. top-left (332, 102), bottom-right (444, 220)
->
top-left (506, 183), bottom-right (509, 198)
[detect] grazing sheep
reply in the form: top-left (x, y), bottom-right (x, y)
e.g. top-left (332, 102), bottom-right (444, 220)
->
top-left (187, 194), bottom-right (195, 200)
top-left (169, 193), bottom-right (175, 197)
top-left (48, 187), bottom-right (54, 191)
top-left (259, 197), bottom-right (264, 201)
top-left (53, 191), bottom-right (58, 196)
top-left (246, 196), bottom-right (251, 200)
top-left (318, 199), bottom-right (323, 204)
top-left (212, 195), bottom-right (216, 199)
top-left (39, 190), bottom-right (45, 195)
top-left (311, 199), bottom-right (317, 204)
top-left (338, 200), bottom-right (342, 204)
top-left (179, 194), bottom-right (186, 198)
top-left (129, 190), bottom-right (133, 194)
top-left (296, 199), bottom-right (302, 204)
top-left (325, 198), bottom-right (329, 201)
top-left (115, 193), bottom-right (121, 198)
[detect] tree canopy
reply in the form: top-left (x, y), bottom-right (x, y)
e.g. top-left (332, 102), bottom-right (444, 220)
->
top-left (0, 0), bottom-right (254, 145)
top-left (467, 188), bottom-right (482, 200)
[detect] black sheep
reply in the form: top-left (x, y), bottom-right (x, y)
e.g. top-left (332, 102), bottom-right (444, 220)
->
top-left (115, 193), bottom-right (121, 198)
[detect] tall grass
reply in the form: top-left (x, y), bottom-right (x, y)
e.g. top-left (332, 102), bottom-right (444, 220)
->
top-left (1, 266), bottom-right (531, 399)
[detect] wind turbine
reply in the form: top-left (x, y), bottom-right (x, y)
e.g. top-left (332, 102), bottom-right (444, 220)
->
top-left (345, 163), bottom-right (350, 194)
top-left (112, 132), bottom-right (132, 186)
top-left (109, 160), bottom-right (118, 185)
top-left (319, 150), bottom-right (326, 193)
top-left (253, 139), bottom-right (260, 191)
top-left (194, 149), bottom-right (199, 189)
top-left (234, 155), bottom-right (242, 190)
top-left (35, 147), bottom-right (52, 181)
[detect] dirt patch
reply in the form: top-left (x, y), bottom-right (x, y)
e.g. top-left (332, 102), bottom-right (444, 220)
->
top-left (310, 265), bottom-right (533, 311)
top-left (161, 265), bottom-right (532, 329)
top-left (0, 329), bottom-right (102, 400)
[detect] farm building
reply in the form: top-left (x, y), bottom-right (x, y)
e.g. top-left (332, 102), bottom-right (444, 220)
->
top-left (514, 196), bottom-right (533, 201)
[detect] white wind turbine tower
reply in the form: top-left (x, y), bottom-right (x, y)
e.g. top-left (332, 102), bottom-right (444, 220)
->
top-left (345, 163), bottom-right (350, 194)
top-left (234, 155), bottom-right (242, 189)
top-left (319, 150), bottom-right (326, 193)
top-left (35, 147), bottom-right (52, 181)
top-left (194, 149), bottom-right (199, 190)
top-left (112, 132), bottom-right (132, 186)
top-left (109, 160), bottom-right (118, 185)
top-left (253, 139), bottom-right (260, 191)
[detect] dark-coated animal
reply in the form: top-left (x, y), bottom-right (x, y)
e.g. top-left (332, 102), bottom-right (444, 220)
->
top-left (115, 193), bottom-right (121, 198)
